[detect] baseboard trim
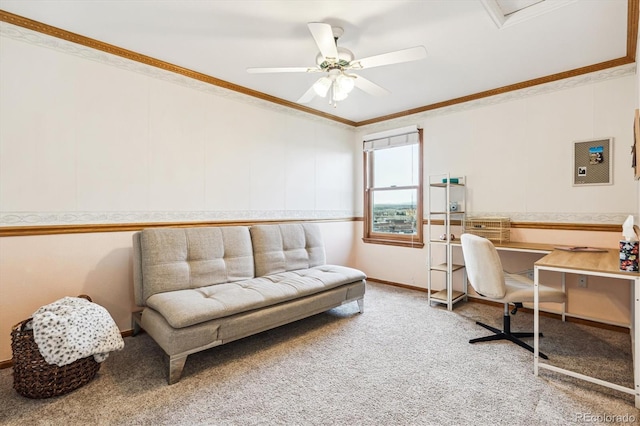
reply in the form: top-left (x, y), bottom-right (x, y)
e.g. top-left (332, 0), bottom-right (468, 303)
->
top-left (366, 278), bottom-right (428, 293)
top-left (367, 278), bottom-right (629, 334)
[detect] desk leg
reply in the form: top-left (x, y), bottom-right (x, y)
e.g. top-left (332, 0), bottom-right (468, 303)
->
top-left (561, 273), bottom-right (566, 322)
top-left (534, 266), bottom-right (540, 376)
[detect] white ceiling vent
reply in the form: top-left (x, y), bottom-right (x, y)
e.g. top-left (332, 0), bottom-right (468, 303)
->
top-left (480, 0), bottom-right (577, 28)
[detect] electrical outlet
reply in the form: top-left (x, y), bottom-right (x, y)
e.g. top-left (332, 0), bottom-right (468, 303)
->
top-left (578, 274), bottom-right (587, 288)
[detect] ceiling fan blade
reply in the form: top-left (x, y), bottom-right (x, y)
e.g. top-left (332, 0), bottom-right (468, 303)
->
top-left (308, 22), bottom-right (339, 61)
top-left (297, 84), bottom-right (317, 103)
top-left (353, 75), bottom-right (390, 97)
top-left (247, 67), bottom-right (319, 74)
top-left (350, 46), bottom-right (427, 70)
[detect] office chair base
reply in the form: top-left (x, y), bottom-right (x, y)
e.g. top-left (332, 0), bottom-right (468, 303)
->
top-left (470, 318), bottom-right (550, 360)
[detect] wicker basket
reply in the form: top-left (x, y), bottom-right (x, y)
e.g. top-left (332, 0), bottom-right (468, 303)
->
top-left (11, 296), bottom-right (101, 399)
top-left (465, 217), bottom-right (511, 243)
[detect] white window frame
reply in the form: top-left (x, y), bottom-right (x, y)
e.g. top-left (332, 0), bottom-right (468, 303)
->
top-left (363, 127), bottom-right (423, 248)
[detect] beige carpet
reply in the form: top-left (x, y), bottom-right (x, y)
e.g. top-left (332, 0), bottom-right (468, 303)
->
top-left (0, 282), bottom-right (637, 425)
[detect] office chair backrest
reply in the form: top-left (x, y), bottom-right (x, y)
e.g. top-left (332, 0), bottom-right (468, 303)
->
top-left (460, 233), bottom-right (506, 299)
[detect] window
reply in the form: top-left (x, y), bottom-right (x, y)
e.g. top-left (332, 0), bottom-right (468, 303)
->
top-left (363, 127), bottom-right (423, 247)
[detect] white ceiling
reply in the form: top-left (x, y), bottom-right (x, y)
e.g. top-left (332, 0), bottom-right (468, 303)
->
top-left (0, 0), bottom-right (632, 124)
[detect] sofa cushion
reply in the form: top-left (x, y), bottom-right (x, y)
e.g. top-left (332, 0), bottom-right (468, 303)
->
top-left (250, 223), bottom-right (326, 277)
top-left (139, 226), bottom-right (254, 302)
top-left (145, 265), bottom-right (366, 328)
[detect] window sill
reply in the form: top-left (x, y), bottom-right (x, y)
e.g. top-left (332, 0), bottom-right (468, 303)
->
top-left (362, 237), bottom-right (424, 248)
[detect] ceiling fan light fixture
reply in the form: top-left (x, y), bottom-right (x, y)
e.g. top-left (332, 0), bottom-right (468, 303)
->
top-left (332, 86), bottom-right (349, 102)
top-left (248, 22), bottom-right (427, 107)
top-left (313, 76), bottom-right (332, 97)
top-left (335, 73), bottom-right (355, 95)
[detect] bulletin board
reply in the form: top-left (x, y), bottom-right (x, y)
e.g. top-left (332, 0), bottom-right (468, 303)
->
top-left (572, 137), bottom-right (612, 186)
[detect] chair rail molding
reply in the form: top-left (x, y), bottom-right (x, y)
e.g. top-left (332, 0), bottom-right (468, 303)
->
top-left (469, 211), bottom-right (633, 225)
top-left (0, 210), bottom-right (355, 226)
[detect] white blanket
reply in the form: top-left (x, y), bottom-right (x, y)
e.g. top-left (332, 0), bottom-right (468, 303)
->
top-left (31, 296), bottom-right (124, 366)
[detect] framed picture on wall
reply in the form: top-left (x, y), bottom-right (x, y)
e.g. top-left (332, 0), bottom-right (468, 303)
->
top-left (634, 109), bottom-right (640, 180)
top-left (572, 137), bottom-right (613, 186)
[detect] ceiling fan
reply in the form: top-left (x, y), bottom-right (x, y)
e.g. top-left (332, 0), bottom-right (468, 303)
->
top-left (247, 22), bottom-right (427, 107)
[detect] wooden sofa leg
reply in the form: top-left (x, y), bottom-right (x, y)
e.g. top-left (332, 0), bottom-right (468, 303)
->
top-left (357, 298), bottom-right (364, 314)
top-left (168, 354), bottom-right (188, 385)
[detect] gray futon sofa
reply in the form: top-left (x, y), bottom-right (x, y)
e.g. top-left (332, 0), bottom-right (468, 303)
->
top-left (132, 223), bottom-right (366, 383)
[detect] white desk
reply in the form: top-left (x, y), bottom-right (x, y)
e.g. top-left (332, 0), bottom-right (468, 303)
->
top-left (491, 241), bottom-right (555, 254)
top-left (453, 240), bottom-right (555, 254)
top-left (533, 249), bottom-right (640, 408)
top-left (453, 241), bottom-right (570, 319)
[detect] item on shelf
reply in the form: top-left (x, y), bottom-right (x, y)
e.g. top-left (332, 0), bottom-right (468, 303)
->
top-left (449, 201), bottom-right (458, 212)
top-left (439, 234), bottom-right (455, 241)
top-left (555, 246), bottom-right (606, 252)
top-left (441, 178), bottom-right (460, 184)
top-left (620, 215), bottom-right (639, 272)
top-left (620, 240), bottom-right (639, 272)
top-left (465, 217), bottom-right (510, 243)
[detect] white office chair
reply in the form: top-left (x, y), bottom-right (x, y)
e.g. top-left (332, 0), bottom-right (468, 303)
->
top-left (460, 233), bottom-right (566, 359)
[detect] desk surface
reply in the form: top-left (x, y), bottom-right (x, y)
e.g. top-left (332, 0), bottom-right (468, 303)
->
top-left (493, 241), bottom-right (555, 253)
top-left (452, 240), bottom-right (556, 253)
top-left (454, 239), bottom-right (639, 277)
top-left (535, 248), bottom-right (640, 278)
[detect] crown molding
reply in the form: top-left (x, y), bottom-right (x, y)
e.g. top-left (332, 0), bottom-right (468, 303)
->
top-left (356, 62), bottom-right (636, 133)
top-left (0, 12), bottom-right (357, 130)
top-left (1, 3), bottom-right (637, 128)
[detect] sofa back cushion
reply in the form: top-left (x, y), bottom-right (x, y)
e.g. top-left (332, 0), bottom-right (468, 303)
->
top-left (135, 226), bottom-right (254, 304)
top-left (250, 223), bottom-right (326, 277)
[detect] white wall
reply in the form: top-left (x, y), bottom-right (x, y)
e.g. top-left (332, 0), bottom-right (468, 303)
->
top-left (0, 21), bottom-right (638, 360)
top-left (0, 35), bottom-right (356, 223)
top-left (352, 71), bottom-right (638, 327)
top-left (0, 27), bottom-right (359, 361)
top-left (637, 29), bottom-right (640, 219)
top-left (355, 74), bottom-right (637, 221)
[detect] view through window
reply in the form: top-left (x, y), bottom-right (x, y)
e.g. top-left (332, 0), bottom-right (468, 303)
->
top-left (363, 127), bottom-right (423, 247)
